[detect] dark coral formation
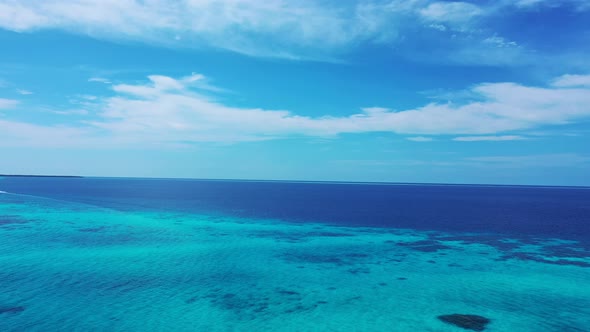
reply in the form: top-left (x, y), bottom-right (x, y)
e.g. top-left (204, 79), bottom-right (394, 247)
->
top-left (433, 234), bottom-right (522, 251)
top-left (541, 245), bottom-right (590, 259)
top-left (184, 296), bottom-right (198, 304)
top-left (438, 314), bottom-right (490, 331)
top-left (0, 306), bottom-right (25, 314)
top-left (429, 232), bottom-right (590, 268)
top-left (185, 287), bottom-right (331, 319)
top-left (397, 239), bottom-right (452, 252)
top-left (305, 231), bottom-right (352, 238)
top-left (248, 230), bottom-right (353, 243)
top-left (496, 253), bottom-right (590, 267)
top-left (78, 226), bottom-right (107, 233)
top-left (0, 215), bottom-right (29, 226)
top-left (347, 267), bottom-right (371, 275)
top-left (279, 247), bottom-right (376, 267)
top-left (283, 253), bottom-right (344, 265)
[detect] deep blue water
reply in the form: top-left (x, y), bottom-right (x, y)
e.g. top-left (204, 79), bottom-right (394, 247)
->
top-left (1, 177), bottom-right (588, 240)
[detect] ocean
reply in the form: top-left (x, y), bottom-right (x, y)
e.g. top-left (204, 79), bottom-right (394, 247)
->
top-left (1, 177), bottom-right (589, 331)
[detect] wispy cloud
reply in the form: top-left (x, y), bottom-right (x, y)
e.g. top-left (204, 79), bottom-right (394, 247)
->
top-left (0, 118), bottom-right (93, 147)
top-left (513, 0), bottom-right (590, 10)
top-left (0, 0), bottom-right (403, 60)
top-left (407, 136), bottom-right (434, 142)
top-left (0, 98), bottom-right (18, 109)
top-left (88, 77), bottom-right (111, 84)
top-left (438, 34), bottom-right (526, 66)
top-left (467, 153), bottom-right (590, 168)
top-left (419, 2), bottom-right (482, 24)
top-left (1, 73), bottom-right (590, 147)
top-left (90, 73), bottom-right (590, 141)
top-left (453, 135), bottom-right (526, 141)
top-left (0, 0), bottom-right (580, 65)
top-left (552, 74), bottom-right (590, 87)
top-left (52, 109), bottom-right (89, 116)
top-left (16, 89), bottom-right (33, 95)
top-left (338, 153), bottom-right (590, 170)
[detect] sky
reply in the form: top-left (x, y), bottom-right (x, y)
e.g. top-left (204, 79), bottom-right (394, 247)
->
top-left (0, 0), bottom-right (589, 185)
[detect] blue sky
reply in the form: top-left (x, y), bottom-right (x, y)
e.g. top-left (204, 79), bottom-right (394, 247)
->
top-left (0, 0), bottom-right (589, 185)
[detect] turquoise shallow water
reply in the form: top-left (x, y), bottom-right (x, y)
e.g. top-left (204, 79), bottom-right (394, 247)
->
top-left (1, 191), bottom-right (589, 331)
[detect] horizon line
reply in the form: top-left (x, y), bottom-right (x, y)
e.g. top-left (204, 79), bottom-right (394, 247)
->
top-left (1, 174), bottom-right (589, 189)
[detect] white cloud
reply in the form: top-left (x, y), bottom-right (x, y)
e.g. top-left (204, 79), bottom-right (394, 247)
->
top-left (86, 73), bottom-right (590, 140)
top-left (340, 153), bottom-right (590, 171)
top-left (88, 77), bottom-right (111, 84)
top-left (16, 89), bottom-right (33, 95)
top-left (513, 0), bottom-right (590, 10)
top-left (467, 153), bottom-right (590, 168)
top-left (428, 23), bottom-right (447, 31)
top-left (552, 74), bottom-right (590, 87)
top-left (53, 109), bottom-right (89, 116)
top-left (0, 0), bottom-right (406, 59)
top-left (2, 73), bottom-right (590, 147)
top-left (453, 135), bottom-right (526, 141)
top-left (0, 0), bottom-right (550, 64)
top-left (446, 34), bottom-right (525, 66)
top-left (407, 136), bottom-right (434, 142)
top-left (514, 0), bottom-right (546, 7)
top-left (419, 2), bottom-right (482, 23)
top-left (0, 119), bottom-right (90, 147)
top-left (0, 98), bottom-right (18, 109)
top-left (483, 35), bottom-right (518, 48)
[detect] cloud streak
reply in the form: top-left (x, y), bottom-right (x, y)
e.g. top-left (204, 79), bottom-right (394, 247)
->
top-left (467, 153), bottom-right (590, 168)
top-left (453, 135), bottom-right (526, 141)
top-left (0, 98), bottom-right (18, 109)
top-left (0, 0), bottom-right (576, 64)
top-left (88, 77), bottom-right (111, 84)
top-left (16, 89), bottom-right (33, 95)
top-left (0, 119), bottom-right (91, 147)
top-left (0, 0), bottom-right (400, 59)
top-left (91, 73), bottom-right (590, 140)
top-left (552, 74), bottom-right (590, 88)
top-left (1, 73), bottom-right (590, 147)
top-left (419, 2), bottom-right (482, 24)
top-left (407, 136), bottom-right (434, 142)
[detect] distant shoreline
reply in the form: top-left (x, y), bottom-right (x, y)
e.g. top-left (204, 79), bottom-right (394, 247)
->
top-left (0, 174), bottom-right (84, 178)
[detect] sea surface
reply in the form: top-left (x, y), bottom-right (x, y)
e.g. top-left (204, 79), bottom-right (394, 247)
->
top-left (0, 177), bottom-right (589, 331)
